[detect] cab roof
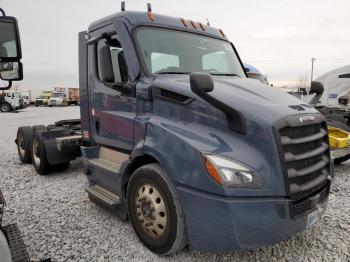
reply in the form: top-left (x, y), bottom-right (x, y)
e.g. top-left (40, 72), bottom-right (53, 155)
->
top-left (88, 11), bottom-right (227, 40)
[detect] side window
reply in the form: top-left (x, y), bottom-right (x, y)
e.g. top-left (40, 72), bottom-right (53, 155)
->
top-left (96, 35), bottom-right (128, 83)
top-left (151, 52), bottom-right (179, 73)
top-left (202, 51), bottom-right (231, 73)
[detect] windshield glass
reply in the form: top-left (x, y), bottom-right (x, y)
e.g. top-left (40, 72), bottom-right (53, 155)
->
top-left (52, 93), bottom-right (63, 98)
top-left (135, 27), bottom-right (245, 77)
top-left (37, 96), bottom-right (48, 99)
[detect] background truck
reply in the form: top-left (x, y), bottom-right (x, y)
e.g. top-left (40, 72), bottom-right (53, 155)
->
top-left (0, 90), bottom-right (22, 112)
top-left (13, 6), bottom-right (332, 255)
top-left (48, 87), bottom-right (80, 106)
top-left (34, 91), bottom-right (52, 106)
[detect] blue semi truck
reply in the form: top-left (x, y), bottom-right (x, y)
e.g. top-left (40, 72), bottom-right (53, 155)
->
top-left (0, 4), bottom-right (333, 255)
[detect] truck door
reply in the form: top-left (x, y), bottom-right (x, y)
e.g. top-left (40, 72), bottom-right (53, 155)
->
top-left (88, 21), bottom-right (138, 152)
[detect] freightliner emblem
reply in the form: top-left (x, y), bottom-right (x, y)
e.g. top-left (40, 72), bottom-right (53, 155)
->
top-left (299, 115), bottom-right (315, 123)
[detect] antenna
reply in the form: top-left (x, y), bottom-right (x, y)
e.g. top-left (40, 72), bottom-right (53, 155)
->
top-left (206, 18), bottom-right (210, 26)
top-left (121, 1), bottom-right (125, 11)
top-left (147, 3), bottom-right (152, 12)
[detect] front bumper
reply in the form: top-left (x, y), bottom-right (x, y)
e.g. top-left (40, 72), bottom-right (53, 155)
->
top-left (331, 146), bottom-right (350, 159)
top-left (178, 184), bottom-right (329, 252)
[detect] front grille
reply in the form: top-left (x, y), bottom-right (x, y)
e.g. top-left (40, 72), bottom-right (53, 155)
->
top-left (276, 115), bottom-right (331, 217)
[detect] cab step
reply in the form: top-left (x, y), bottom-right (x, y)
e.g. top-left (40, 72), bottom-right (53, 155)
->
top-left (89, 158), bottom-right (121, 173)
top-left (2, 223), bottom-right (30, 262)
top-left (86, 185), bottom-right (120, 207)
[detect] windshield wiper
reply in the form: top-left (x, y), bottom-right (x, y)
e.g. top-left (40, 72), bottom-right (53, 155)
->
top-left (210, 73), bottom-right (241, 77)
top-left (157, 71), bottom-right (190, 74)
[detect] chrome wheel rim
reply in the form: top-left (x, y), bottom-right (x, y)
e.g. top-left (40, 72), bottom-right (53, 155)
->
top-left (135, 184), bottom-right (167, 238)
top-left (18, 133), bottom-right (25, 157)
top-left (32, 139), bottom-right (40, 166)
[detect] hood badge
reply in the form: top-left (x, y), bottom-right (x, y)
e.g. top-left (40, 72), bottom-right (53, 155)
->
top-left (299, 115), bottom-right (315, 123)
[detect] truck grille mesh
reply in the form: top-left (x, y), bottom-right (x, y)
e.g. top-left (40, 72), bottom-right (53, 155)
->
top-left (278, 119), bottom-right (331, 217)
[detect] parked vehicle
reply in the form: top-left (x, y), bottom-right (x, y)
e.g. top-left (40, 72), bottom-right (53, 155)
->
top-left (22, 95), bottom-right (30, 107)
top-left (0, 90), bottom-right (21, 112)
top-left (48, 87), bottom-right (80, 106)
top-left (13, 7), bottom-right (333, 254)
top-left (35, 91), bottom-right (52, 106)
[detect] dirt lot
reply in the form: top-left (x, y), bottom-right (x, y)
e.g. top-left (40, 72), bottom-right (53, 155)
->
top-left (0, 106), bottom-right (349, 261)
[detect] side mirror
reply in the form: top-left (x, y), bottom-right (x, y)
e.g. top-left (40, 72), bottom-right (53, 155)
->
top-left (190, 72), bottom-right (214, 93)
top-left (309, 81), bottom-right (324, 95)
top-left (98, 45), bottom-right (115, 83)
top-left (0, 62), bottom-right (23, 81)
top-left (0, 14), bottom-right (22, 62)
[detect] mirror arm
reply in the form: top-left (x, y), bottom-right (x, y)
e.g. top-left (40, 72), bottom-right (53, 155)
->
top-left (192, 86), bottom-right (247, 134)
top-left (0, 80), bottom-right (12, 90)
top-left (0, 8), bottom-right (5, 16)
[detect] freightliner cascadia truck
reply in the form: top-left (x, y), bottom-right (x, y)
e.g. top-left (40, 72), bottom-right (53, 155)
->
top-left (0, 3), bottom-right (333, 255)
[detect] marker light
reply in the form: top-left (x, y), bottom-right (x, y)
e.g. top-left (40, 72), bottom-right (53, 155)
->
top-left (147, 12), bottom-right (155, 21)
top-left (219, 29), bottom-right (225, 37)
top-left (190, 20), bottom-right (197, 29)
top-left (180, 18), bottom-right (188, 27)
top-left (201, 153), bottom-right (263, 188)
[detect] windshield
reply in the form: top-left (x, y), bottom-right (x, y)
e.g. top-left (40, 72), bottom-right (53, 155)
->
top-left (52, 93), bottom-right (63, 98)
top-left (135, 27), bottom-right (245, 77)
top-left (37, 96), bottom-right (48, 99)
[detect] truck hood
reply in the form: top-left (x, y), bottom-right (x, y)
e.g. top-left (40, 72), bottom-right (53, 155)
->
top-left (152, 75), bottom-right (318, 122)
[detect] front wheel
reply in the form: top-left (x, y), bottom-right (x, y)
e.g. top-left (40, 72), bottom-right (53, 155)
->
top-left (0, 103), bottom-right (11, 112)
top-left (127, 163), bottom-right (187, 255)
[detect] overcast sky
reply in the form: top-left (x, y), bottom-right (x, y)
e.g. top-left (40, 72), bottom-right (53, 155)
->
top-left (1, 0), bottom-right (350, 90)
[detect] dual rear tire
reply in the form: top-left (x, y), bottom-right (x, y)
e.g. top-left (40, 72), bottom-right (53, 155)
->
top-left (16, 126), bottom-right (69, 175)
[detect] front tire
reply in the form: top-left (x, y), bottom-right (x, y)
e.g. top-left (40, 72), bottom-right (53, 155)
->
top-left (30, 132), bottom-right (52, 175)
top-left (127, 163), bottom-right (187, 255)
top-left (16, 126), bottom-right (33, 164)
top-left (0, 103), bottom-right (11, 112)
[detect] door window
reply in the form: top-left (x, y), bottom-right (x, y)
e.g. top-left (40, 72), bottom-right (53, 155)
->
top-left (96, 35), bottom-right (128, 83)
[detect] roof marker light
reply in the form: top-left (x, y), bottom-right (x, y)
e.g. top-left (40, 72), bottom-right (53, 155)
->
top-left (147, 11), bottom-right (155, 21)
top-left (219, 29), bottom-right (225, 37)
top-left (180, 18), bottom-right (188, 27)
top-left (190, 20), bottom-right (197, 29)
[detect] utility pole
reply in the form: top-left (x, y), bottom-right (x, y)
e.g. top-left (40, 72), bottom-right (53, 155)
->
top-left (311, 57), bottom-right (316, 81)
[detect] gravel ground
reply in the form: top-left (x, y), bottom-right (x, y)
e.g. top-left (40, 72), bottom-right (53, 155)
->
top-left (0, 106), bottom-right (349, 262)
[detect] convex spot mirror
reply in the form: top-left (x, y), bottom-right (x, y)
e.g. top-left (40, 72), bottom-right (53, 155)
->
top-left (0, 16), bottom-right (22, 62)
top-left (0, 61), bottom-right (23, 81)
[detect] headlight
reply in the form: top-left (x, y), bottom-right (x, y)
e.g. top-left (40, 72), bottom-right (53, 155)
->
top-left (201, 153), bottom-right (263, 189)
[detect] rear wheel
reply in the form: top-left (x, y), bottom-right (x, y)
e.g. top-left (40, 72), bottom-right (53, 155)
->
top-left (30, 132), bottom-right (52, 175)
top-left (0, 103), bottom-right (11, 112)
top-left (16, 126), bottom-right (33, 164)
top-left (127, 163), bottom-right (187, 255)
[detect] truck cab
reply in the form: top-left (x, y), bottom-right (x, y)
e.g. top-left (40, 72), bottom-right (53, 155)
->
top-left (0, 90), bottom-right (20, 112)
top-left (35, 91), bottom-right (52, 106)
top-left (16, 9), bottom-right (332, 255)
